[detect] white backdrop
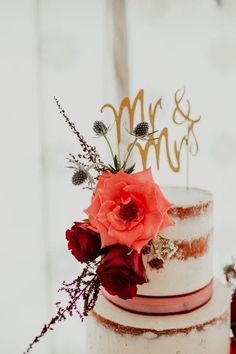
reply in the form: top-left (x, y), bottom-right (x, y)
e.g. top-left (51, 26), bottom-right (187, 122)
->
top-left (0, 1), bottom-right (236, 353)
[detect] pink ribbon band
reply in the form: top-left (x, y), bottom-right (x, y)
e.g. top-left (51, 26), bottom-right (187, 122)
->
top-left (102, 280), bottom-right (213, 315)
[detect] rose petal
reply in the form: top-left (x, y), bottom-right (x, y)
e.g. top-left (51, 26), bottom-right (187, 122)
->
top-left (159, 212), bottom-right (175, 230)
top-left (127, 167), bottom-right (154, 185)
top-left (97, 200), bottom-right (116, 228)
top-left (106, 208), bottom-right (127, 232)
top-left (107, 223), bottom-right (144, 249)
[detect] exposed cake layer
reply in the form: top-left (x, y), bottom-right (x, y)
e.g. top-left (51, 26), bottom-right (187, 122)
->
top-left (161, 186), bottom-right (213, 216)
top-left (87, 279), bottom-right (230, 354)
top-left (140, 186), bottom-right (213, 296)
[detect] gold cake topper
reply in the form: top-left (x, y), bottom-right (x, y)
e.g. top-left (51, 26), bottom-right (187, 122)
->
top-left (101, 88), bottom-right (201, 188)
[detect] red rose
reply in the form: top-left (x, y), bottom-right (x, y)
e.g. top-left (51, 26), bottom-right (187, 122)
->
top-left (232, 290), bottom-right (236, 337)
top-left (230, 338), bottom-right (236, 354)
top-left (96, 245), bottom-right (147, 299)
top-left (66, 222), bottom-right (101, 263)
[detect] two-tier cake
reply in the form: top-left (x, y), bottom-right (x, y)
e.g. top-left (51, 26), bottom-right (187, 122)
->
top-left (87, 187), bottom-right (231, 354)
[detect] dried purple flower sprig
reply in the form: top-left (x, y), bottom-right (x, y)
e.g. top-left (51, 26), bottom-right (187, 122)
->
top-left (54, 97), bottom-right (104, 166)
top-left (23, 262), bottom-right (100, 354)
top-left (54, 97), bottom-right (108, 188)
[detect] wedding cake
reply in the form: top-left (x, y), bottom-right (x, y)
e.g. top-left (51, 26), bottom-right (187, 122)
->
top-left (24, 93), bottom-right (232, 354)
top-left (87, 186), bottom-right (231, 354)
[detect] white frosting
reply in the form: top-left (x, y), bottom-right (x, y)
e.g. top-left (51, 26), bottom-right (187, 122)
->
top-left (87, 279), bottom-right (230, 354)
top-left (139, 246), bottom-right (213, 296)
top-left (161, 186), bottom-right (213, 207)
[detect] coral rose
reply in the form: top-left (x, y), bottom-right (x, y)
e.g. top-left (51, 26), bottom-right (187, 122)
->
top-left (96, 245), bottom-right (147, 299)
top-left (84, 168), bottom-right (173, 251)
top-left (66, 222), bottom-right (101, 263)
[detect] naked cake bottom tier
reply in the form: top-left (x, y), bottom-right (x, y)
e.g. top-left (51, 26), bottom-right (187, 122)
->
top-left (87, 279), bottom-right (231, 354)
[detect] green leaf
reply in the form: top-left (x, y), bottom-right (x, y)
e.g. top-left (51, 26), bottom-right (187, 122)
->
top-left (125, 163), bottom-right (136, 174)
top-left (113, 154), bottom-right (121, 170)
top-left (105, 164), bottom-right (118, 173)
top-left (108, 164), bottom-right (116, 171)
top-left (82, 218), bottom-right (89, 223)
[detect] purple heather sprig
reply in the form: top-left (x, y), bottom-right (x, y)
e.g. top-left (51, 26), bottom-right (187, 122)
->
top-left (24, 262), bottom-right (101, 354)
top-left (54, 97), bottom-right (103, 166)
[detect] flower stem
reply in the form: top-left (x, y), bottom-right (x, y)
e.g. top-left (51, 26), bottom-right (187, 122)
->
top-left (103, 134), bottom-right (115, 161)
top-left (123, 138), bottom-right (138, 169)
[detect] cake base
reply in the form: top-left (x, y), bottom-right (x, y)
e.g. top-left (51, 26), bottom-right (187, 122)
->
top-left (87, 279), bottom-right (230, 354)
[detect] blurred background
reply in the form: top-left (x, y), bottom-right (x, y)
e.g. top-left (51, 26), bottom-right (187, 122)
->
top-left (0, 0), bottom-right (236, 353)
